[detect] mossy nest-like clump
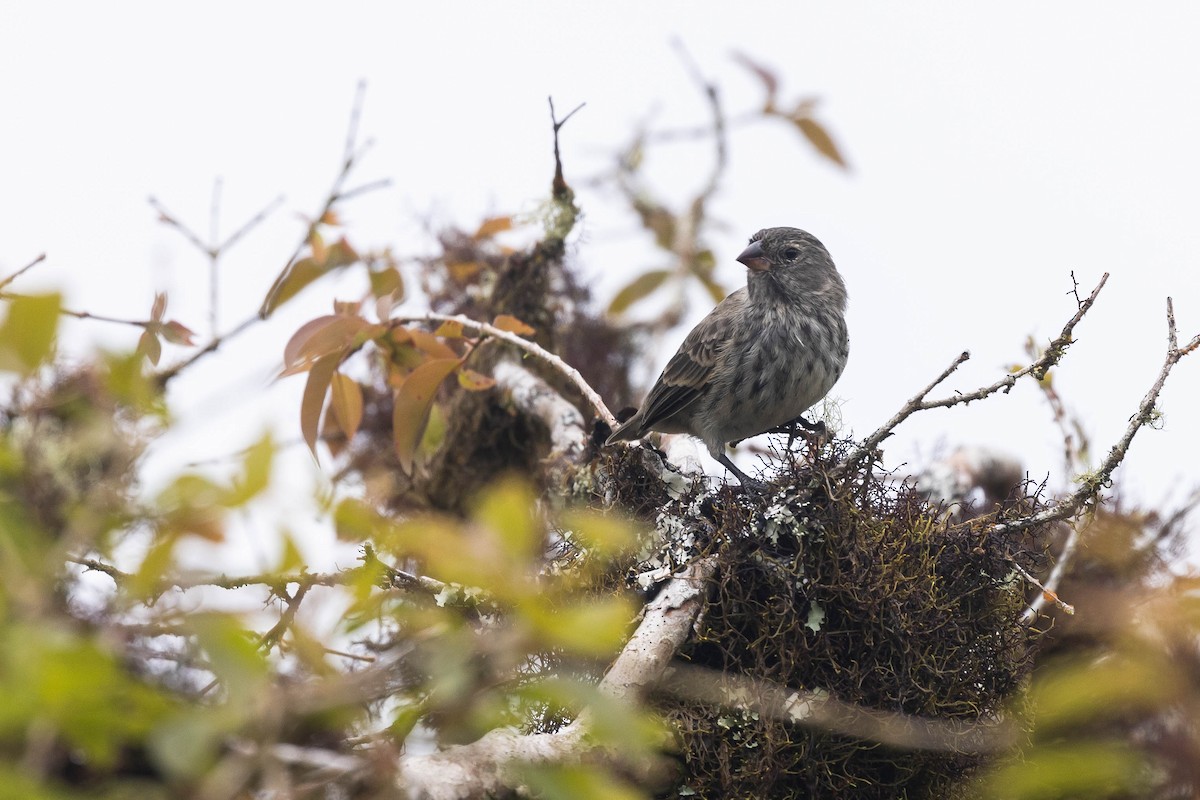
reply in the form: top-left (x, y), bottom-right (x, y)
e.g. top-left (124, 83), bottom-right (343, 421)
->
top-left (656, 440), bottom-right (1048, 799)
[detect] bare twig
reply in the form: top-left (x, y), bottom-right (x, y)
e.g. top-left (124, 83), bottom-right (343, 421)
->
top-left (1011, 553), bottom-right (1077, 622)
top-left (258, 582), bottom-right (312, 650)
top-left (395, 312), bottom-right (617, 428)
top-left (548, 97), bottom-right (585, 199)
top-left (838, 274), bottom-right (1110, 476)
top-left (0, 253), bottom-right (47, 291)
top-left (68, 553), bottom-right (447, 599)
top-left (157, 86), bottom-right (382, 386)
top-left (833, 350), bottom-right (971, 477)
top-left (0, 290), bottom-right (153, 329)
top-left (1013, 297), bottom-right (1200, 623)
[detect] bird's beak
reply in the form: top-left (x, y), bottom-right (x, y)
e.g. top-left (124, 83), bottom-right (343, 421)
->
top-left (737, 241), bottom-right (771, 272)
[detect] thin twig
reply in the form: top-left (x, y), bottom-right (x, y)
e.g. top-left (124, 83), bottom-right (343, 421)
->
top-left (1013, 297), bottom-right (1200, 623)
top-left (218, 194), bottom-right (286, 253)
top-left (999, 295), bottom-right (1197, 539)
top-left (149, 196), bottom-right (213, 257)
top-left (548, 97), bottom-right (585, 198)
top-left (258, 582), bottom-right (312, 650)
top-left (837, 273), bottom-right (1110, 476)
top-left (68, 554), bottom-right (447, 599)
top-left (833, 351), bottom-right (971, 477)
top-left (0, 292), bottom-right (151, 328)
top-left (395, 312), bottom-right (617, 428)
top-left (0, 253), bottom-right (47, 291)
top-left (209, 177), bottom-right (223, 334)
top-left (1011, 554), bottom-right (1076, 622)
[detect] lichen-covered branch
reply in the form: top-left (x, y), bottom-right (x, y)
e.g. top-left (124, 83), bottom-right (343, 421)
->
top-left (394, 557), bottom-right (717, 800)
top-left (398, 311), bottom-right (618, 429)
top-left (1012, 297), bottom-right (1200, 623)
top-left (492, 358), bottom-right (587, 464)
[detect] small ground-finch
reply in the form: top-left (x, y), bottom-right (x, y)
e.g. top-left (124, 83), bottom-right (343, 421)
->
top-left (607, 226), bottom-right (849, 488)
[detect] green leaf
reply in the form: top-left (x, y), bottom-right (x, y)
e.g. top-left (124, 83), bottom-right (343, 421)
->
top-left (559, 509), bottom-right (638, 558)
top-left (521, 765), bottom-right (647, 800)
top-left (522, 596), bottom-right (637, 657)
top-left (472, 476), bottom-right (538, 562)
top-left (188, 613), bottom-right (269, 701)
top-left (369, 265), bottom-right (404, 300)
top-left (392, 357), bottom-right (461, 474)
top-left (982, 742), bottom-right (1145, 799)
top-left (0, 291), bottom-right (61, 373)
top-left (608, 270), bottom-right (671, 315)
top-left (227, 432), bottom-right (274, 505)
top-left (260, 257), bottom-right (325, 316)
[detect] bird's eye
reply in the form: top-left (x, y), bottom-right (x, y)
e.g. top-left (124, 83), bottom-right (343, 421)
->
top-left (783, 247), bottom-right (800, 260)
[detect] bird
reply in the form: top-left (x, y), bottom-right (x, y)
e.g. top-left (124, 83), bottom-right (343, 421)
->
top-left (606, 226), bottom-right (849, 489)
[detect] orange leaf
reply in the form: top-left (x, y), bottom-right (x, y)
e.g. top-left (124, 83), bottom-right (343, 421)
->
top-left (731, 51), bottom-right (780, 112)
top-left (474, 215), bottom-right (514, 240)
top-left (282, 315), bottom-right (371, 375)
top-left (161, 320), bottom-right (197, 346)
top-left (138, 329), bottom-right (161, 366)
top-left (309, 229), bottom-right (328, 264)
top-left (393, 357), bottom-right (461, 474)
top-left (491, 314), bottom-right (535, 337)
top-left (608, 269), bottom-right (671, 315)
top-left (330, 371), bottom-right (364, 441)
top-left (150, 291), bottom-right (167, 322)
top-left (301, 353), bottom-right (340, 460)
top-left (408, 328), bottom-right (458, 359)
top-left (793, 116), bottom-right (848, 168)
top-left (261, 256), bottom-right (326, 316)
top-left (447, 260), bottom-right (483, 283)
top-left (319, 209), bottom-right (340, 226)
top-left (457, 368), bottom-right (496, 391)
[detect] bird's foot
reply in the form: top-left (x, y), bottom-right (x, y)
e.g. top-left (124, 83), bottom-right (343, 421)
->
top-left (717, 454), bottom-right (769, 494)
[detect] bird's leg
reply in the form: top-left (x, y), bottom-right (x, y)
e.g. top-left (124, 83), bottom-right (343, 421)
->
top-left (765, 414), bottom-right (827, 452)
top-left (717, 453), bottom-right (767, 493)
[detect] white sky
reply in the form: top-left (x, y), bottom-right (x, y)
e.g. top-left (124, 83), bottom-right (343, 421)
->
top-left (3, 4), bottom-right (1199, 569)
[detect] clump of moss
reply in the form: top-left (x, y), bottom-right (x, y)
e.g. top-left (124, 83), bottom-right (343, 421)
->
top-left (655, 439), bottom-right (1047, 799)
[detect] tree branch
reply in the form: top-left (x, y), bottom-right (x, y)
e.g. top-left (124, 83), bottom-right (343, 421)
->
top-left (394, 556), bottom-right (717, 800)
top-left (837, 273), bottom-right (1109, 476)
top-left (1013, 296), bottom-right (1200, 623)
top-left (396, 312), bottom-right (617, 429)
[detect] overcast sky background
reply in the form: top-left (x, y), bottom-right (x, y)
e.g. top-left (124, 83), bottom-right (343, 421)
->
top-left (3, 4), bottom-right (1199, 570)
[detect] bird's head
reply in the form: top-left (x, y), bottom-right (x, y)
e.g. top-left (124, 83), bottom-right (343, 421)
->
top-left (738, 226), bottom-right (846, 306)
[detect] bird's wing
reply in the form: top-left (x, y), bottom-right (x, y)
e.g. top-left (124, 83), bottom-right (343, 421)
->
top-left (631, 289), bottom-right (744, 432)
